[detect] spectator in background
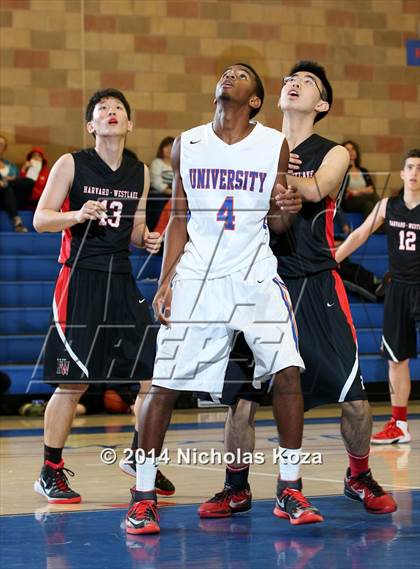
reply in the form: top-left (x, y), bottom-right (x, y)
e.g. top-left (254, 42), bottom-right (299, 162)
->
top-left (147, 137), bottom-right (175, 231)
top-left (0, 135), bottom-right (28, 231)
top-left (341, 140), bottom-right (378, 218)
top-left (19, 147), bottom-right (49, 207)
top-left (149, 136), bottom-right (174, 196)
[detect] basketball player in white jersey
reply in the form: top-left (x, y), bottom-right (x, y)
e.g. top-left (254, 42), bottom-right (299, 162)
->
top-left (125, 63), bottom-right (324, 535)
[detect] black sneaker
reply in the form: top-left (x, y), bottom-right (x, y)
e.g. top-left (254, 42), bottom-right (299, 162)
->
top-left (34, 460), bottom-right (81, 504)
top-left (119, 457), bottom-right (175, 496)
top-left (273, 478), bottom-right (323, 525)
top-left (126, 489), bottom-right (160, 535)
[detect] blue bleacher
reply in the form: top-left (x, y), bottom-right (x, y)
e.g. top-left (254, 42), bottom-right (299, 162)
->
top-left (0, 210), bottom-right (418, 395)
top-left (0, 212), bottom-right (160, 394)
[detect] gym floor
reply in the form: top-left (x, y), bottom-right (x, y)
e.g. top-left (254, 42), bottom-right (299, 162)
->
top-left (1, 402), bottom-right (419, 569)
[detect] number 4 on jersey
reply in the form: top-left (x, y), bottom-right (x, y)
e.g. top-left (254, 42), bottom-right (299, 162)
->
top-left (217, 196), bottom-right (236, 230)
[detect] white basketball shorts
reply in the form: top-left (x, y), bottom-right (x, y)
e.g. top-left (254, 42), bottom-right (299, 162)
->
top-left (152, 257), bottom-right (304, 395)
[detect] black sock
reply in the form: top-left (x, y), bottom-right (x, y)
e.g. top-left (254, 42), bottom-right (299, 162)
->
top-left (44, 445), bottom-right (63, 465)
top-left (225, 465), bottom-right (249, 491)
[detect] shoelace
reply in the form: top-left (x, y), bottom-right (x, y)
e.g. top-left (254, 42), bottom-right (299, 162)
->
top-left (354, 473), bottom-right (384, 497)
top-left (208, 487), bottom-right (234, 503)
top-left (53, 467), bottom-right (75, 493)
top-left (129, 500), bottom-right (158, 521)
top-left (283, 488), bottom-right (312, 509)
top-left (378, 420), bottom-right (402, 437)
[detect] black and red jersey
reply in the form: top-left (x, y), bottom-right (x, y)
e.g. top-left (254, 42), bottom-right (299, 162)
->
top-left (273, 134), bottom-right (342, 277)
top-left (59, 149), bottom-right (144, 273)
top-left (385, 194), bottom-right (420, 285)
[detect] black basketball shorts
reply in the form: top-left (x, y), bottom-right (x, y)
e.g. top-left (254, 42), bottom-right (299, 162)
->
top-left (382, 281), bottom-right (420, 362)
top-left (218, 270), bottom-right (367, 410)
top-left (43, 266), bottom-right (157, 385)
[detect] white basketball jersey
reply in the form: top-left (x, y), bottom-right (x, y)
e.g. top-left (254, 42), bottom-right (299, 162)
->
top-left (176, 122), bottom-right (285, 279)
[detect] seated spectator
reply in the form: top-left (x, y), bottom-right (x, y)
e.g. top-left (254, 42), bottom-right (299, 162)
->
top-left (149, 136), bottom-right (174, 196)
top-left (0, 134), bottom-right (28, 231)
top-left (341, 140), bottom-right (378, 218)
top-left (147, 136), bottom-right (174, 229)
top-left (19, 146), bottom-right (49, 206)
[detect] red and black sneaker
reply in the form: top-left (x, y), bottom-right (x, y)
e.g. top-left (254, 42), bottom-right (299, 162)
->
top-left (34, 460), bottom-right (81, 504)
top-left (155, 469), bottom-right (175, 496)
top-left (273, 478), bottom-right (323, 525)
top-left (119, 458), bottom-right (175, 496)
top-left (344, 468), bottom-right (397, 514)
top-left (371, 418), bottom-right (411, 445)
top-left (126, 490), bottom-right (160, 535)
top-left (198, 485), bottom-right (252, 518)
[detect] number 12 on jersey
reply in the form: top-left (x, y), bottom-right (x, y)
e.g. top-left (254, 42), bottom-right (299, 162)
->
top-left (399, 230), bottom-right (416, 251)
top-left (217, 196), bottom-right (236, 230)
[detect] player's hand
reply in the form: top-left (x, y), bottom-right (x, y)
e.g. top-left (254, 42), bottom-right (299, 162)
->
top-left (74, 200), bottom-right (107, 224)
top-left (288, 153), bottom-right (302, 174)
top-left (274, 184), bottom-right (302, 214)
top-left (144, 231), bottom-right (162, 255)
top-left (153, 284), bottom-right (172, 327)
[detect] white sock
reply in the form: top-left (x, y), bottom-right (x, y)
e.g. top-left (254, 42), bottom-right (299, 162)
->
top-left (278, 447), bottom-right (301, 482)
top-left (136, 457), bottom-right (158, 492)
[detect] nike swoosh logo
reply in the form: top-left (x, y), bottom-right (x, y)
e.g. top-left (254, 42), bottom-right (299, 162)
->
top-left (189, 140), bottom-right (201, 144)
top-left (327, 302), bottom-right (334, 307)
top-left (127, 516), bottom-right (145, 528)
top-left (257, 279), bottom-right (264, 283)
top-left (276, 498), bottom-right (286, 508)
top-left (230, 498), bottom-right (249, 508)
top-left (139, 299), bottom-right (145, 304)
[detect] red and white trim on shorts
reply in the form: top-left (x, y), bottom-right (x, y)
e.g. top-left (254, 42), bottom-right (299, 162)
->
top-left (53, 265), bottom-right (89, 378)
top-left (58, 196), bottom-right (72, 264)
top-left (331, 271), bottom-right (363, 402)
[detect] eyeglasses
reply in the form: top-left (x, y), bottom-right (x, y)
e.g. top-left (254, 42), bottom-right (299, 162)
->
top-left (283, 75), bottom-right (326, 101)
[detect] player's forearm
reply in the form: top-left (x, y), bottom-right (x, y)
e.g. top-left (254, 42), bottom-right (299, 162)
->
top-left (130, 222), bottom-right (146, 248)
top-left (285, 175), bottom-right (326, 202)
top-left (158, 216), bottom-right (188, 286)
top-left (335, 229), bottom-right (367, 263)
top-left (267, 210), bottom-right (296, 234)
top-left (33, 209), bottom-right (78, 233)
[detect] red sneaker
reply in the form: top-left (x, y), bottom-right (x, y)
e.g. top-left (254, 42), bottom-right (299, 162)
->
top-left (273, 478), bottom-right (323, 525)
top-left (126, 491), bottom-right (160, 535)
top-left (198, 485), bottom-right (252, 518)
top-left (371, 418), bottom-right (411, 445)
top-left (344, 468), bottom-right (397, 514)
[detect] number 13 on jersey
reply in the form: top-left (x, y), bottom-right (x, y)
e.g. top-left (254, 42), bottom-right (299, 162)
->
top-left (217, 196), bottom-right (236, 230)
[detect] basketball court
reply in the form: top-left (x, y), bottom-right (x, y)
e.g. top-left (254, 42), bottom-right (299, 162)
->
top-left (1, 403), bottom-right (419, 568)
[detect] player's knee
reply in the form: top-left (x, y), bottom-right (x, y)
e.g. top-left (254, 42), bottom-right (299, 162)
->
top-left (55, 383), bottom-right (88, 402)
top-left (148, 385), bottom-right (179, 407)
top-left (228, 399), bottom-right (256, 430)
top-left (341, 399), bottom-right (370, 422)
top-left (272, 366), bottom-right (300, 392)
top-left (389, 359), bottom-right (409, 371)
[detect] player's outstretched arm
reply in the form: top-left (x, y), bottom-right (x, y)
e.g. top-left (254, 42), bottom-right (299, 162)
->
top-left (286, 145), bottom-right (350, 203)
top-left (152, 136), bottom-right (188, 326)
top-left (335, 198), bottom-right (388, 263)
top-left (33, 153), bottom-right (106, 233)
top-left (268, 139), bottom-right (302, 234)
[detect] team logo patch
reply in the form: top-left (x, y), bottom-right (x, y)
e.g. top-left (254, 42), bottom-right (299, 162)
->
top-left (56, 358), bottom-right (70, 376)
